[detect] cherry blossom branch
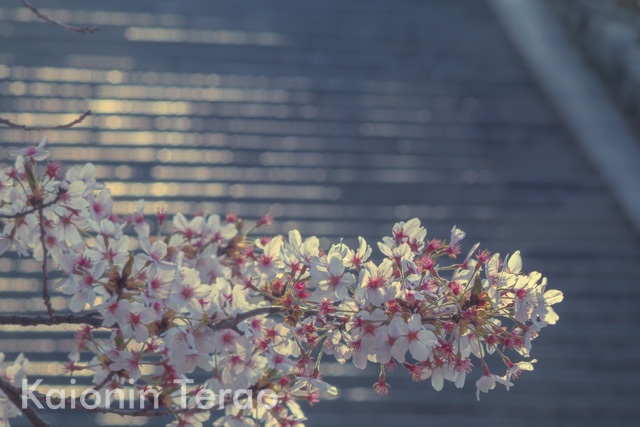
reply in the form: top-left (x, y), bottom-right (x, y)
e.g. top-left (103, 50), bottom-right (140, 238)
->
top-left (37, 204), bottom-right (54, 319)
top-left (209, 306), bottom-right (285, 331)
top-left (91, 372), bottom-right (115, 392)
top-left (0, 188), bottom-right (66, 220)
top-left (0, 313), bottom-right (103, 327)
top-left (0, 306), bottom-right (449, 330)
top-left (19, 1), bottom-right (100, 33)
top-left (0, 187), bottom-right (68, 319)
top-left (0, 377), bottom-right (50, 427)
top-left (0, 110), bottom-right (92, 131)
top-left (0, 307), bottom-right (285, 331)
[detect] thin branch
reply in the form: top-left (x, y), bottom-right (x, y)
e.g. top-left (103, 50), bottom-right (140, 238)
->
top-left (0, 377), bottom-right (50, 427)
top-left (20, 1), bottom-right (99, 33)
top-left (37, 203), bottom-right (54, 319)
top-left (209, 306), bottom-right (285, 332)
top-left (0, 110), bottom-right (92, 131)
top-left (0, 313), bottom-right (103, 327)
top-left (91, 372), bottom-right (115, 392)
top-left (0, 304), bottom-right (451, 330)
top-left (0, 188), bottom-right (67, 318)
top-left (0, 307), bottom-right (283, 330)
top-left (0, 187), bottom-right (66, 219)
top-left (0, 307), bottom-right (282, 331)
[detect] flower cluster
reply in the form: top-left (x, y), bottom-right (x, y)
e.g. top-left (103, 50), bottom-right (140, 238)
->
top-left (0, 137), bottom-right (563, 426)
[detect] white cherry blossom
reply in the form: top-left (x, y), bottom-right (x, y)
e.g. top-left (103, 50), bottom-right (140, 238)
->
top-left (390, 314), bottom-right (437, 362)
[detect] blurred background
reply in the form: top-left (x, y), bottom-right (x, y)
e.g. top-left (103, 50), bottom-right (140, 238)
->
top-left (1, 0), bottom-right (639, 426)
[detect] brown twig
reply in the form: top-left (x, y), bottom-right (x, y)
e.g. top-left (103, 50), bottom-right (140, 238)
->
top-left (0, 313), bottom-right (103, 327)
top-left (20, 1), bottom-right (99, 33)
top-left (0, 301), bottom-right (449, 330)
top-left (91, 372), bottom-right (115, 392)
top-left (0, 110), bottom-right (92, 131)
top-left (0, 307), bottom-right (284, 330)
top-left (0, 187), bottom-right (66, 220)
top-left (37, 204), bottom-right (54, 319)
top-left (0, 377), bottom-right (50, 427)
top-left (209, 306), bottom-right (285, 332)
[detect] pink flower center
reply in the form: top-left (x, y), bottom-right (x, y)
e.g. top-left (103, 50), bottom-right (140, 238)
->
top-left (222, 332), bottom-right (235, 344)
top-left (45, 235), bottom-right (57, 247)
top-left (93, 202), bottom-right (103, 215)
top-left (130, 313), bottom-right (141, 325)
top-left (367, 277), bottom-right (384, 289)
top-left (260, 255), bottom-right (273, 267)
top-left (393, 229), bottom-right (406, 241)
top-left (266, 328), bottom-right (277, 339)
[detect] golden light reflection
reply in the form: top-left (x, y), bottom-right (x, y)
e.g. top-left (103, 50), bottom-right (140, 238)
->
top-left (16, 259), bottom-right (40, 272)
top-left (105, 181), bottom-right (341, 200)
top-left (96, 85), bottom-right (293, 103)
top-left (64, 55), bottom-right (136, 70)
top-left (48, 147), bottom-right (157, 162)
top-left (155, 148), bottom-right (233, 163)
top-left (0, 296), bottom-right (67, 312)
top-left (0, 338), bottom-right (73, 352)
top-left (0, 277), bottom-right (39, 292)
top-left (0, 6), bottom-right (200, 30)
top-left (0, 324), bottom-right (85, 333)
top-left (0, 62), bottom-right (412, 96)
top-left (0, 112), bottom-right (93, 129)
top-left (1, 129), bottom-right (103, 145)
top-left (0, 259), bottom-right (12, 271)
top-left (9, 81), bottom-right (26, 95)
top-left (108, 200), bottom-right (466, 224)
top-left (89, 99), bottom-right (192, 115)
top-left (125, 27), bottom-right (285, 46)
top-left (23, 361), bottom-right (93, 377)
